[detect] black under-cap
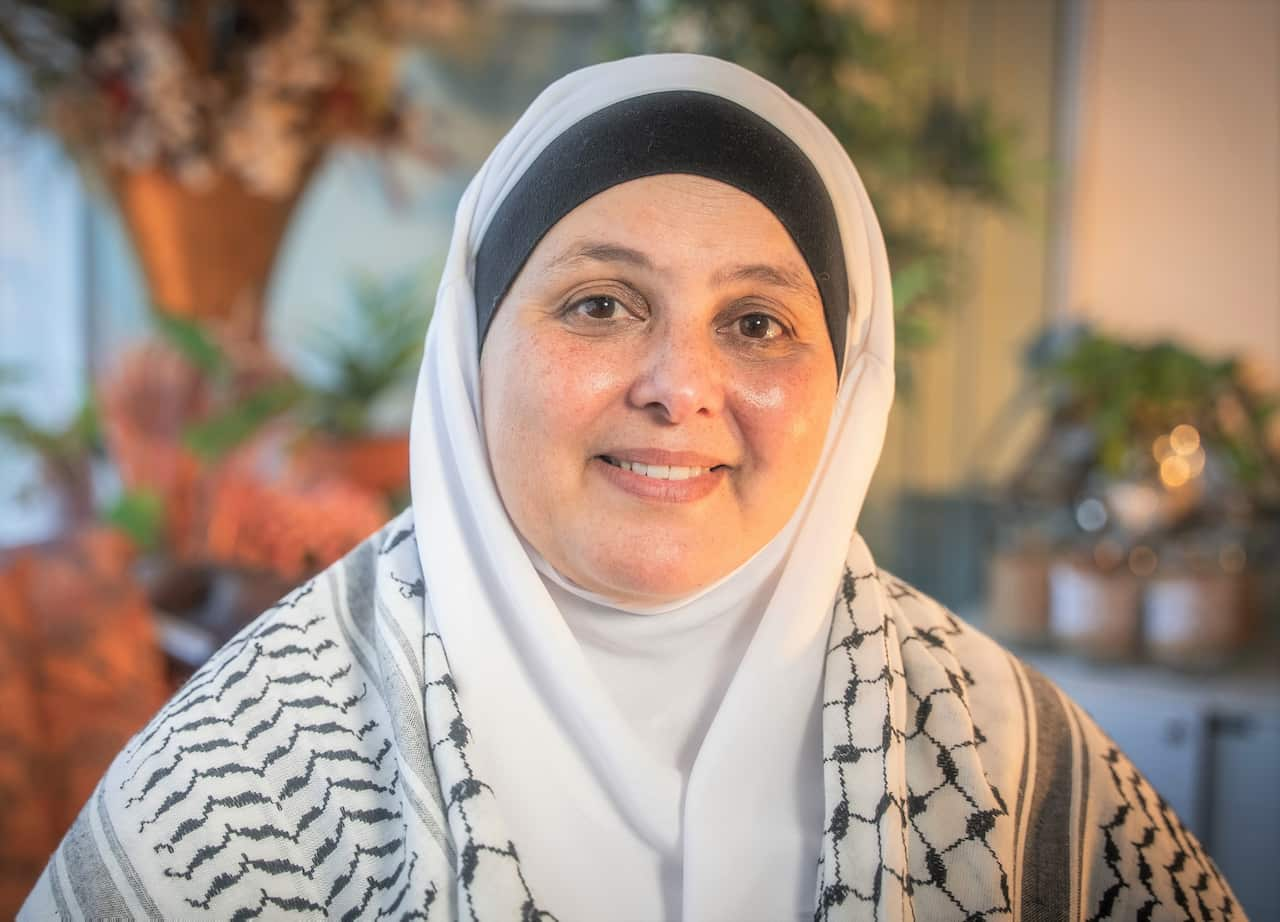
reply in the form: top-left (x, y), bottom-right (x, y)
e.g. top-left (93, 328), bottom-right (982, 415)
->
top-left (472, 90), bottom-right (849, 373)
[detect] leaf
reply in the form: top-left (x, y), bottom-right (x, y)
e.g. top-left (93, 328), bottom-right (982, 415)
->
top-left (891, 261), bottom-right (939, 312)
top-left (102, 489), bottom-right (164, 552)
top-left (151, 312), bottom-right (229, 378)
top-left (181, 380), bottom-right (303, 461)
top-left (290, 272), bottom-right (433, 437)
top-left (69, 396), bottom-right (101, 449)
top-left (0, 410), bottom-right (61, 457)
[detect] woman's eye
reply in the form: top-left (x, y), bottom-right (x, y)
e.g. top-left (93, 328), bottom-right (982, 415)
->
top-left (572, 295), bottom-right (623, 319)
top-left (737, 313), bottom-right (783, 340)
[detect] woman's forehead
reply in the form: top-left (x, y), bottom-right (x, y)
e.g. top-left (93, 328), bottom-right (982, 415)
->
top-left (529, 175), bottom-right (818, 283)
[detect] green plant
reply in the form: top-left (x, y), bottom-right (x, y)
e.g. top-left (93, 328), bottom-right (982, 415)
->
top-left (1032, 327), bottom-right (1279, 493)
top-left (101, 488), bottom-right (165, 552)
top-left (295, 274), bottom-right (432, 439)
top-left (0, 398), bottom-right (101, 469)
top-left (0, 381), bottom-right (102, 519)
top-left (149, 312), bottom-right (303, 462)
top-left (642, 0), bottom-right (1024, 385)
top-left (1, 386), bottom-right (173, 547)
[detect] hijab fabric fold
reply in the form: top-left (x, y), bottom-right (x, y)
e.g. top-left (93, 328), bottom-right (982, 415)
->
top-left (408, 53), bottom-right (895, 921)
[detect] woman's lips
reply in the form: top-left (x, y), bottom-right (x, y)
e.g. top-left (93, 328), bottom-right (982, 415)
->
top-left (592, 454), bottom-right (729, 502)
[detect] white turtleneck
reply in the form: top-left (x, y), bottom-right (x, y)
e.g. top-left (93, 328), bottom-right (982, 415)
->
top-left (525, 540), bottom-right (802, 918)
top-left (539, 569), bottom-right (774, 779)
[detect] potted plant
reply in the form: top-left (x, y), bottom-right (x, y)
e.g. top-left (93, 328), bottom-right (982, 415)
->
top-left (0, 359), bottom-right (170, 582)
top-left (1000, 325), bottom-right (1280, 664)
top-left (1046, 548), bottom-right (1145, 661)
top-left (0, 480), bottom-right (169, 918)
top-left (984, 505), bottom-right (1067, 647)
top-left (99, 312), bottom-right (300, 559)
top-left (984, 417), bottom-right (1096, 646)
top-left (92, 311), bottom-right (393, 658)
top-left (287, 274), bottom-right (432, 503)
top-left (1143, 532), bottom-right (1250, 669)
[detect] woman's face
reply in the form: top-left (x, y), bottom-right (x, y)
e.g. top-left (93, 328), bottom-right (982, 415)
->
top-left (480, 175), bottom-right (839, 605)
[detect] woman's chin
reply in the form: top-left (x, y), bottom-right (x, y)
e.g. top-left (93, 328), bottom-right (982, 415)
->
top-left (564, 543), bottom-right (744, 608)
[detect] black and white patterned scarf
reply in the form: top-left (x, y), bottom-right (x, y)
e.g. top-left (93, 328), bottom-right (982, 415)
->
top-left (22, 512), bottom-right (1242, 920)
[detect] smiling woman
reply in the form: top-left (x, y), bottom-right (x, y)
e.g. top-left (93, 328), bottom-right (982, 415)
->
top-left (21, 55), bottom-right (1244, 922)
top-left (481, 175), bottom-right (837, 604)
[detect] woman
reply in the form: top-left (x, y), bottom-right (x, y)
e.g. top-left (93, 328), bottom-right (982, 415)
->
top-left (23, 55), bottom-right (1240, 921)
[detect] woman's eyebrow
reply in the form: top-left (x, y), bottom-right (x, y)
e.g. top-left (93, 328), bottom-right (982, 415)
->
top-left (547, 242), bottom-right (653, 271)
top-left (711, 263), bottom-right (815, 296)
top-left (545, 243), bottom-right (815, 299)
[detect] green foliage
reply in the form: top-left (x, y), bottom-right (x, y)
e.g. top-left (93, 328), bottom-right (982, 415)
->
top-left (295, 274), bottom-right (433, 438)
top-left (1031, 326), bottom-right (1279, 489)
top-left (150, 312), bottom-right (301, 462)
top-left (643, 0), bottom-right (1024, 378)
top-left (152, 312), bottom-right (230, 380)
top-left (180, 379), bottom-right (304, 462)
top-left (102, 488), bottom-right (164, 552)
top-left (0, 395), bottom-right (101, 467)
top-left (0, 376), bottom-right (101, 523)
top-left (916, 97), bottom-right (1018, 207)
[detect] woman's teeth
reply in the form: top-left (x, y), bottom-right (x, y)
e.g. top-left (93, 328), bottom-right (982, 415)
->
top-left (602, 457), bottom-right (711, 481)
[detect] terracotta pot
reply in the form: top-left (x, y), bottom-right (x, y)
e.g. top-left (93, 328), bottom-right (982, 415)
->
top-left (109, 168), bottom-right (303, 339)
top-left (1144, 573), bottom-right (1248, 668)
top-left (290, 432), bottom-right (411, 496)
top-left (986, 550), bottom-right (1050, 645)
top-left (1048, 559), bottom-right (1142, 660)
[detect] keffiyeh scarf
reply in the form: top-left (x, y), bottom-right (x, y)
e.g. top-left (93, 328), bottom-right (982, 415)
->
top-left (21, 511), bottom-right (1241, 921)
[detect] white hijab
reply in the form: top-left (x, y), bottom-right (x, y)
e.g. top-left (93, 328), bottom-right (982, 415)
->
top-left (409, 54), bottom-right (895, 921)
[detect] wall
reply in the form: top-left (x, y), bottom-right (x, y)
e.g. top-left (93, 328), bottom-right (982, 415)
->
top-left (853, 0), bottom-right (1063, 579)
top-left (1066, 0), bottom-right (1280, 376)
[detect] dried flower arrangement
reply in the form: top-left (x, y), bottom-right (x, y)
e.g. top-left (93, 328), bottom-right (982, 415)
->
top-left (0, 0), bottom-right (472, 197)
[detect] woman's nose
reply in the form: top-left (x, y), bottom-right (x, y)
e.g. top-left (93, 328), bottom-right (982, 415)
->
top-left (627, 327), bottom-right (725, 424)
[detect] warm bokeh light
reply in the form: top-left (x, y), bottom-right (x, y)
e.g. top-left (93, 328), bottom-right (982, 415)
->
top-left (1185, 446), bottom-right (1206, 477)
top-left (1128, 544), bottom-right (1158, 576)
top-left (1160, 455), bottom-right (1191, 488)
top-left (1093, 538), bottom-right (1124, 571)
top-left (1169, 423), bottom-right (1201, 456)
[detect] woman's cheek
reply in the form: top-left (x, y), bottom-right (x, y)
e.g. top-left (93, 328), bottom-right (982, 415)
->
top-left (731, 371), bottom-right (821, 452)
top-left (536, 337), bottom-right (629, 418)
top-left (736, 381), bottom-right (784, 411)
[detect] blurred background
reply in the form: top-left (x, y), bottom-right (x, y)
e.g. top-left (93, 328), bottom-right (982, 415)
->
top-left (0, 0), bottom-right (1276, 916)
